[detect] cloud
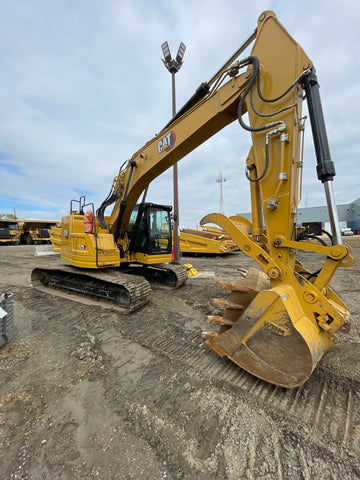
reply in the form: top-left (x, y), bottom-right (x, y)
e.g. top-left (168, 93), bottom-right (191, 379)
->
top-left (0, 0), bottom-right (359, 229)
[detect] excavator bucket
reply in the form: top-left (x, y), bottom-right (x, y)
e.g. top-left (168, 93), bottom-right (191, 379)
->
top-left (203, 268), bottom-right (336, 388)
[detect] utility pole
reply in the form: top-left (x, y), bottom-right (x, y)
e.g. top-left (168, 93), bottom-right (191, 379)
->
top-left (161, 41), bottom-right (186, 263)
top-left (216, 171), bottom-right (226, 214)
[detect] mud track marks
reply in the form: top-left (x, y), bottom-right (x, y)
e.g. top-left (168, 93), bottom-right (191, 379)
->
top-left (107, 314), bottom-right (360, 479)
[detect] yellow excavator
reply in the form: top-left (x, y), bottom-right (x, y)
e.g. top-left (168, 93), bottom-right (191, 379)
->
top-left (179, 227), bottom-right (240, 255)
top-left (32, 11), bottom-right (353, 387)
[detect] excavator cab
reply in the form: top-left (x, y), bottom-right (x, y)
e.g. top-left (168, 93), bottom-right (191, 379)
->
top-left (128, 203), bottom-right (172, 256)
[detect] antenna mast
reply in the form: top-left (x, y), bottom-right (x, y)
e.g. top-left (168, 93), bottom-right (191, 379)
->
top-left (216, 171), bottom-right (226, 214)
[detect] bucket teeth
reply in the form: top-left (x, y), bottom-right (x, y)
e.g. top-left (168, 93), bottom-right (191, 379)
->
top-left (202, 331), bottom-right (225, 357)
top-left (202, 331), bottom-right (218, 341)
top-left (216, 268), bottom-right (270, 296)
top-left (215, 280), bottom-right (253, 293)
top-left (205, 315), bottom-right (234, 326)
top-left (210, 298), bottom-right (244, 310)
top-left (203, 267), bottom-right (273, 372)
top-left (238, 268), bottom-right (248, 277)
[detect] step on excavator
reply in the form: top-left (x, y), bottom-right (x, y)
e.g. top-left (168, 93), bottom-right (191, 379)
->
top-left (32, 11), bottom-right (353, 387)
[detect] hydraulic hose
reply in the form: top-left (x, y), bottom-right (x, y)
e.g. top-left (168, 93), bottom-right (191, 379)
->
top-left (96, 190), bottom-right (117, 229)
top-left (237, 56), bottom-right (308, 183)
top-left (246, 142), bottom-right (270, 183)
top-left (237, 56), bottom-right (286, 135)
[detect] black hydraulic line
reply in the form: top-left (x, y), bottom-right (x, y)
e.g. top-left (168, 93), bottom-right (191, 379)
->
top-left (297, 268), bottom-right (321, 280)
top-left (236, 56), bottom-right (276, 183)
top-left (250, 83), bottom-right (295, 118)
top-left (255, 69), bottom-right (306, 104)
top-left (96, 190), bottom-right (117, 229)
top-left (237, 57), bottom-right (312, 183)
top-left (296, 233), bottom-right (328, 246)
top-left (113, 200), bottom-right (127, 245)
top-left (246, 142), bottom-right (270, 182)
top-left (237, 56), bottom-right (280, 133)
top-left (96, 160), bottom-right (129, 229)
top-left (321, 228), bottom-right (334, 245)
top-left (296, 228), bottom-right (333, 246)
top-left (113, 160), bottom-right (137, 243)
top-left (237, 55), bottom-right (304, 131)
top-left (301, 67), bottom-right (336, 183)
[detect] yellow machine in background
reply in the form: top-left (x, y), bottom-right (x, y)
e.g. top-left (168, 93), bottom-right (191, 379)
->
top-left (179, 227), bottom-right (239, 255)
top-left (0, 220), bottom-right (22, 245)
top-left (21, 220), bottom-right (58, 245)
top-left (33, 11), bottom-right (352, 387)
top-left (0, 220), bottom-right (59, 245)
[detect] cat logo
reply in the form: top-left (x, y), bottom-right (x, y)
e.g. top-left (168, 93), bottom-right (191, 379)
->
top-left (157, 131), bottom-right (176, 154)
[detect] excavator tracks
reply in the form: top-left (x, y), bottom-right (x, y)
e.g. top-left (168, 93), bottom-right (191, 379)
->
top-left (151, 263), bottom-right (189, 288)
top-left (122, 262), bottom-right (188, 289)
top-left (31, 265), bottom-right (152, 314)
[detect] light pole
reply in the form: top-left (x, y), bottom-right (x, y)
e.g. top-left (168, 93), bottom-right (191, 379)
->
top-left (161, 41), bottom-right (186, 263)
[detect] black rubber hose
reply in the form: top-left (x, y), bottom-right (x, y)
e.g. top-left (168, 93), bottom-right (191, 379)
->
top-left (237, 56), bottom-right (271, 133)
top-left (245, 142), bottom-right (270, 182)
top-left (96, 190), bottom-right (117, 230)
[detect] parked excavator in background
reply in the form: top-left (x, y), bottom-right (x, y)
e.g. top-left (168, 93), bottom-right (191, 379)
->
top-left (179, 226), bottom-right (239, 255)
top-left (32, 11), bottom-right (353, 388)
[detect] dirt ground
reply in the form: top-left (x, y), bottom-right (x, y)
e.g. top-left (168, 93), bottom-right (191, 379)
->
top-left (0, 238), bottom-right (359, 480)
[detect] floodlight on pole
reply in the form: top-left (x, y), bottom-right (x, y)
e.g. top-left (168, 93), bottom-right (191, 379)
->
top-left (176, 42), bottom-right (186, 65)
top-left (161, 41), bottom-right (171, 65)
top-left (162, 41), bottom-right (186, 74)
top-left (161, 41), bottom-right (186, 263)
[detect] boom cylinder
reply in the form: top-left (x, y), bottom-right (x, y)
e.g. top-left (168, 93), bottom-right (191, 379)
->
top-left (302, 68), bottom-right (342, 244)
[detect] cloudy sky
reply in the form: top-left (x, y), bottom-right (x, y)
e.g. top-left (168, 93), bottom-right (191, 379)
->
top-left (0, 0), bottom-right (359, 227)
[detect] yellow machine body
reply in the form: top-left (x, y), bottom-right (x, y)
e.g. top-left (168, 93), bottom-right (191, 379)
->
top-left (55, 214), bottom-right (172, 268)
top-left (44, 11), bottom-right (352, 387)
